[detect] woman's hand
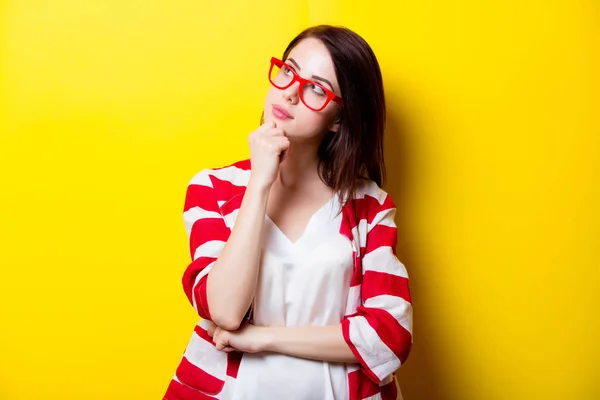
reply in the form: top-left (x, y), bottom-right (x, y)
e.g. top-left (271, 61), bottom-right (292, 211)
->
top-left (248, 120), bottom-right (290, 189)
top-left (207, 321), bottom-right (271, 354)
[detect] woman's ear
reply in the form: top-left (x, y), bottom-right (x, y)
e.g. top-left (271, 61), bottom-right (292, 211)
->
top-left (328, 111), bottom-right (342, 133)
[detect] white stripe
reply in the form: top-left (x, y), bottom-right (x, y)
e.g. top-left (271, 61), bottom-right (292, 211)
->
top-left (344, 285), bottom-right (361, 316)
top-left (348, 316), bottom-right (400, 382)
top-left (362, 246), bottom-right (408, 278)
top-left (349, 208), bottom-right (396, 251)
top-left (350, 220), bottom-right (369, 249)
top-left (191, 261), bottom-right (216, 311)
top-left (207, 165), bottom-right (251, 187)
top-left (364, 294), bottom-right (413, 335)
top-left (218, 375), bottom-right (238, 400)
top-left (353, 180), bottom-right (389, 204)
top-left (198, 318), bottom-right (213, 330)
top-left (345, 284), bottom-right (362, 316)
top-left (346, 364), bottom-right (360, 373)
top-left (189, 169), bottom-right (213, 187)
top-left (183, 207), bottom-right (223, 236)
top-left (182, 326), bottom-right (228, 383)
top-left (193, 240), bottom-right (226, 261)
top-left (368, 208), bottom-right (396, 232)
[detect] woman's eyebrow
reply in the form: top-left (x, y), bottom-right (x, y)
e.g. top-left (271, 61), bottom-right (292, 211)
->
top-left (287, 58), bottom-right (302, 70)
top-left (287, 58), bottom-right (335, 91)
top-left (311, 75), bottom-right (334, 91)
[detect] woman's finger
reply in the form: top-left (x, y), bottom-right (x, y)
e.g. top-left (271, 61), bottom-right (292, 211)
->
top-left (213, 327), bottom-right (231, 352)
top-left (270, 136), bottom-right (290, 154)
top-left (215, 340), bottom-right (226, 351)
top-left (260, 120), bottom-right (276, 132)
top-left (267, 127), bottom-right (285, 137)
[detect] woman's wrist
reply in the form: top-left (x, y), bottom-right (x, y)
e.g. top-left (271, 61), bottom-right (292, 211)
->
top-left (247, 176), bottom-right (274, 195)
top-left (257, 326), bottom-right (277, 352)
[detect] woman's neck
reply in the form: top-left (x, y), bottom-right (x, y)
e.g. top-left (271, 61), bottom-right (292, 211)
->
top-left (276, 142), bottom-right (321, 190)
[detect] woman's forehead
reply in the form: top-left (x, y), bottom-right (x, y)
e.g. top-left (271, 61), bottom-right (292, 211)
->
top-left (286, 38), bottom-right (339, 90)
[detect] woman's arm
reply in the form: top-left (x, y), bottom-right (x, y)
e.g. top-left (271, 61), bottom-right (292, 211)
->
top-left (262, 325), bottom-right (358, 364)
top-left (206, 121), bottom-right (290, 331)
top-left (206, 180), bottom-right (270, 330)
top-left (209, 322), bottom-right (358, 364)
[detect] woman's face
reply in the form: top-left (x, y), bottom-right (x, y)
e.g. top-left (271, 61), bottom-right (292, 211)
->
top-left (263, 38), bottom-right (342, 142)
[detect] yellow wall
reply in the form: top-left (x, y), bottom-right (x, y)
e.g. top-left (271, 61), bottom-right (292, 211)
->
top-left (0, 1), bottom-right (597, 399)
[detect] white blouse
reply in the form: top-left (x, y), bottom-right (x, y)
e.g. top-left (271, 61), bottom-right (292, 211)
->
top-left (228, 193), bottom-right (355, 400)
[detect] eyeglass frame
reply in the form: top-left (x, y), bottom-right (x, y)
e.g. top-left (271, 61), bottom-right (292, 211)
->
top-left (268, 57), bottom-right (344, 112)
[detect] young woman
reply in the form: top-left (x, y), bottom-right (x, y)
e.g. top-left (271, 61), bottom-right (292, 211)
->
top-left (164, 25), bottom-right (413, 400)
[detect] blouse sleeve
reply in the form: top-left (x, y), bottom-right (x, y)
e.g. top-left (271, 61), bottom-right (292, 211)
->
top-left (180, 169), bottom-right (231, 321)
top-left (341, 194), bottom-right (413, 384)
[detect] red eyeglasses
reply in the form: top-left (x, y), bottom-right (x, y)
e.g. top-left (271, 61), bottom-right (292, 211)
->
top-left (269, 57), bottom-right (343, 112)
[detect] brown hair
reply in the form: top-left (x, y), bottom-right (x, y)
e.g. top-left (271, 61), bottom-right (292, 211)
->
top-left (279, 25), bottom-right (387, 204)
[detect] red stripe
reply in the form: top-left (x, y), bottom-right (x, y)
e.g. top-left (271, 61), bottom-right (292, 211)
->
top-left (194, 324), bottom-right (214, 344)
top-left (175, 356), bottom-right (225, 396)
top-left (234, 159), bottom-right (251, 170)
top-left (380, 193), bottom-right (395, 210)
top-left (358, 246), bottom-right (367, 259)
top-left (182, 256), bottom-right (215, 284)
top-left (164, 378), bottom-right (217, 400)
top-left (226, 351), bottom-right (243, 378)
top-left (365, 224), bottom-right (397, 256)
top-left (339, 193), bottom-right (394, 246)
top-left (209, 175), bottom-right (247, 203)
top-left (184, 184), bottom-right (219, 213)
top-left (189, 217), bottom-right (230, 259)
top-left (220, 192), bottom-right (244, 216)
top-left (184, 216), bottom-right (230, 319)
top-left (380, 378), bottom-right (398, 400)
top-left (362, 270), bottom-right (411, 303)
top-left (182, 257), bottom-right (216, 319)
top-left (181, 258), bottom-right (205, 306)
top-left (352, 194), bottom-right (395, 228)
top-left (358, 306), bottom-right (413, 364)
top-left (351, 197), bottom-right (371, 227)
top-left (347, 369), bottom-right (380, 400)
top-left (194, 278), bottom-right (211, 320)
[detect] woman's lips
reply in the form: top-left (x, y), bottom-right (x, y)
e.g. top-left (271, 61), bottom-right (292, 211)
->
top-left (272, 105), bottom-right (293, 120)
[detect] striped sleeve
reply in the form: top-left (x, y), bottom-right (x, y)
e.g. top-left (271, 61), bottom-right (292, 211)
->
top-left (342, 194), bottom-right (413, 384)
top-left (181, 169), bottom-right (231, 321)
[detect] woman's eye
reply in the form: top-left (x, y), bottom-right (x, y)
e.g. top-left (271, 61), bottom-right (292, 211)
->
top-left (283, 66), bottom-right (293, 76)
top-left (308, 83), bottom-right (326, 96)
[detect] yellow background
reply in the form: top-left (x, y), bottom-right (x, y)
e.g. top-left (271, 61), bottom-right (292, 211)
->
top-left (1, 0), bottom-right (598, 399)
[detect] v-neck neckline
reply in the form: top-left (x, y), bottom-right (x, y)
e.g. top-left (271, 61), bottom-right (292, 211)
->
top-left (265, 194), bottom-right (338, 247)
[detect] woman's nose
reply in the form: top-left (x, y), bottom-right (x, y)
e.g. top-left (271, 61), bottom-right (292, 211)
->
top-left (282, 81), bottom-right (300, 105)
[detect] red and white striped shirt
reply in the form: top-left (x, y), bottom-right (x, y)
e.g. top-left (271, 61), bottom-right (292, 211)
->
top-left (164, 159), bottom-right (413, 400)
